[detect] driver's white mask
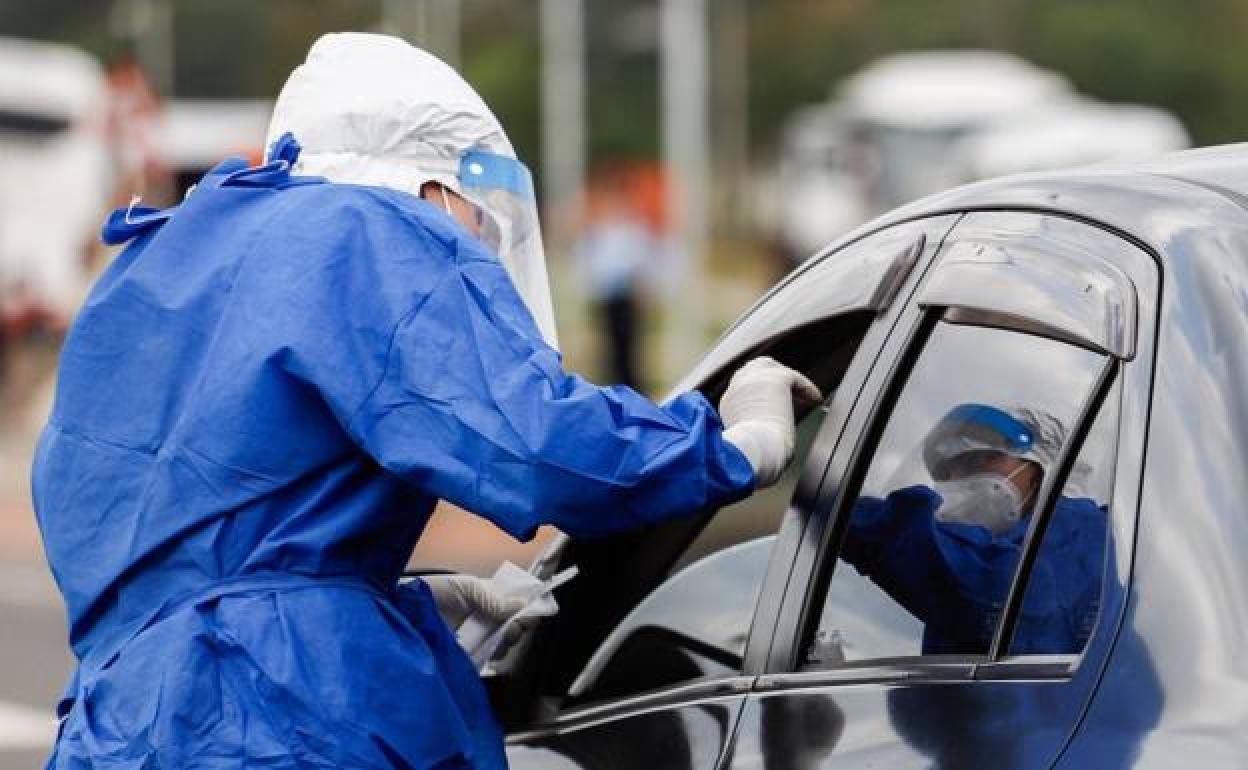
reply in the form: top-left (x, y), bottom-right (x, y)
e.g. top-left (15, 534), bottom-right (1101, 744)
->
top-left (933, 467), bottom-right (1028, 535)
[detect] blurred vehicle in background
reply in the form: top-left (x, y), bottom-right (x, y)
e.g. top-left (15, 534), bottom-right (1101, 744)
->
top-left (766, 103), bottom-right (869, 266)
top-left (0, 37), bottom-right (112, 344)
top-left (158, 99), bottom-right (270, 198)
top-left (766, 50), bottom-right (1190, 268)
top-left (959, 100), bottom-right (1190, 180)
top-left (0, 41), bottom-right (270, 363)
top-left (838, 50), bottom-right (1072, 212)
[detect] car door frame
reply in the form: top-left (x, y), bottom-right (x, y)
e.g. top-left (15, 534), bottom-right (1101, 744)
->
top-left (738, 213), bottom-right (966, 677)
top-left (737, 207), bottom-right (1161, 762)
top-left (503, 213), bottom-right (967, 757)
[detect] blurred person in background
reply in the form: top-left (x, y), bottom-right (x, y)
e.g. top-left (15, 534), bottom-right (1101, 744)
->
top-left (102, 44), bottom-right (167, 205)
top-left (34, 32), bottom-right (818, 770)
top-left (574, 166), bottom-right (659, 390)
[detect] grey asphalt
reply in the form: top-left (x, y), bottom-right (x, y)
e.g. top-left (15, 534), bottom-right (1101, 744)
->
top-left (0, 353), bottom-right (64, 766)
top-left (0, 563), bottom-right (70, 769)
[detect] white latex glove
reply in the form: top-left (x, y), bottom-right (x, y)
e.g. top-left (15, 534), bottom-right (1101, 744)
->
top-left (423, 563), bottom-right (578, 672)
top-left (459, 562), bottom-right (578, 672)
top-left (719, 357), bottom-right (822, 488)
top-left (423, 573), bottom-right (530, 630)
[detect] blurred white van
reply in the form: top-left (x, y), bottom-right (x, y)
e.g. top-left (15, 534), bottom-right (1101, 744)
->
top-left (768, 51), bottom-right (1190, 265)
top-left (0, 37), bottom-right (112, 334)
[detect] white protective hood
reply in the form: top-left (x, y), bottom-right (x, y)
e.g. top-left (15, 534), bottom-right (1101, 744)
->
top-left (266, 32), bottom-right (513, 194)
top-left (265, 33), bottom-right (559, 347)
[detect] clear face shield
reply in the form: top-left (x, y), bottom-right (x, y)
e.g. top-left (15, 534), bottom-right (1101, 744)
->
top-left (923, 404), bottom-right (1042, 481)
top-left (455, 150), bottom-right (559, 350)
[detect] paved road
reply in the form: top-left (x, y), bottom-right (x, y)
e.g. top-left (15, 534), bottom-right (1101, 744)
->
top-left (1, 353), bottom-right (64, 767)
top-left (0, 563), bottom-right (69, 769)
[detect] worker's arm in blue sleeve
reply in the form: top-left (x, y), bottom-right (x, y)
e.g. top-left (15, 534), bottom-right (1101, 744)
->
top-left (296, 190), bottom-right (757, 541)
top-left (840, 486), bottom-right (942, 578)
top-left (840, 486), bottom-right (966, 626)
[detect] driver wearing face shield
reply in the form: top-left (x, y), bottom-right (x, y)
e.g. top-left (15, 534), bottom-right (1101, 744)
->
top-left (35, 32), bottom-right (819, 770)
top-left (839, 403), bottom-right (1107, 657)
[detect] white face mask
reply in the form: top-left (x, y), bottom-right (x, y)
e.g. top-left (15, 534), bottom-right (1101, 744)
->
top-left (933, 469), bottom-right (1028, 535)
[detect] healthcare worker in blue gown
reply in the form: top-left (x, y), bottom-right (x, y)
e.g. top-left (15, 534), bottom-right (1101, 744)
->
top-left (34, 33), bottom-right (821, 770)
top-left (841, 404), bottom-right (1107, 656)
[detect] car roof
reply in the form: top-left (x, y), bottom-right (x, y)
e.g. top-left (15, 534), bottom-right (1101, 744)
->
top-left (864, 142), bottom-right (1248, 265)
top-left (1103, 141), bottom-right (1248, 193)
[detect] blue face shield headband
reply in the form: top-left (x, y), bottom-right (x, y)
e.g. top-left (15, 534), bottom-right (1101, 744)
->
top-left (460, 150), bottom-right (535, 198)
top-left (923, 403), bottom-right (1038, 481)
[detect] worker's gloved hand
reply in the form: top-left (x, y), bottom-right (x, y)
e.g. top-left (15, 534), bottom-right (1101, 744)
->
top-left (719, 357), bottom-right (823, 488)
top-left (423, 573), bottom-right (530, 631)
top-left (422, 563), bottom-right (578, 672)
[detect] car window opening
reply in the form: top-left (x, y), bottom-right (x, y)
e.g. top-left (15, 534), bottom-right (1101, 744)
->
top-left (548, 313), bottom-right (873, 710)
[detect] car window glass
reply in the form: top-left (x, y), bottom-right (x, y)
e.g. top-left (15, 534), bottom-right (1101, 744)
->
top-left (807, 321), bottom-right (1106, 667)
top-left (1007, 392), bottom-right (1118, 656)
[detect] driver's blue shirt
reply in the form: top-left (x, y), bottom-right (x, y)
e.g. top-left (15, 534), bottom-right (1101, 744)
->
top-left (33, 149), bottom-right (754, 769)
top-left (842, 485), bottom-right (1106, 655)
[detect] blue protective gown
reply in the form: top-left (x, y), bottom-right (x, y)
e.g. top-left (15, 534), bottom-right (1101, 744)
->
top-left (842, 485), bottom-right (1106, 655)
top-left (34, 146), bottom-right (754, 769)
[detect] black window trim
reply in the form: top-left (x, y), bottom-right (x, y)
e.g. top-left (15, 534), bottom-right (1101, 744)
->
top-left (761, 300), bottom-right (940, 677)
top-left (506, 674), bottom-right (756, 740)
top-left (779, 306), bottom-right (1123, 685)
top-left (758, 220), bottom-right (967, 676)
top-left (668, 215), bottom-right (960, 401)
top-left (792, 307), bottom-right (943, 672)
top-left (739, 216), bottom-right (968, 680)
top-left (749, 208), bottom-right (1162, 713)
top-left (987, 358), bottom-right (1121, 661)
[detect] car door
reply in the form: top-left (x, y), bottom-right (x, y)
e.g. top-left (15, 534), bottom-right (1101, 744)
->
top-left (723, 212), bottom-right (1159, 770)
top-left (501, 215), bottom-right (962, 770)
